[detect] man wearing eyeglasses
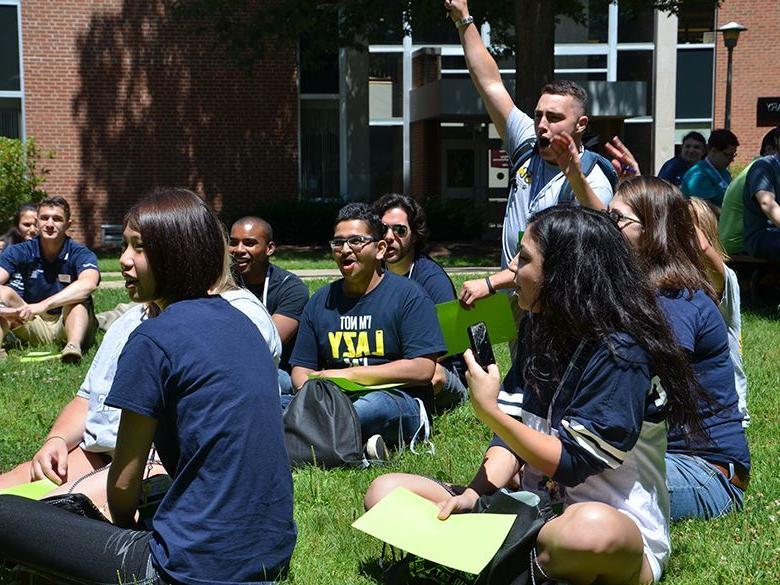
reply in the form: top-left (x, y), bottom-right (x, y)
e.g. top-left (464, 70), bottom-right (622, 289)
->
top-left (681, 129), bottom-right (740, 207)
top-left (290, 203), bottom-right (446, 454)
top-left (372, 193), bottom-right (468, 411)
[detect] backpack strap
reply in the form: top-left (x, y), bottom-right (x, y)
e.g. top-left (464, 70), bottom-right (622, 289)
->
top-left (558, 150), bottom-right (618, 203)
top-left (508, 137), bottom-right (537, 194)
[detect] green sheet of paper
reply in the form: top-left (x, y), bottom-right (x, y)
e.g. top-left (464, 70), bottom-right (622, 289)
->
top-left (352, 487), bottom-right (515, 575)
top-left (436, 293), bottom-right (517, 356)
top-left (20, 353), bottom-right (62, 363)
top-left (307, 374), bottom-right (401, 393)
top-left (0, 478), bottom-right (57, 499)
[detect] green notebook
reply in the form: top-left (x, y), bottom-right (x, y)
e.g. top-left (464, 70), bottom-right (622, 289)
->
top-left (0, 478), bottom-right (57, 499)
top-left (307, 374), bottom-right (401, 393)
top-left (435, 293), bottom-right (517, 357)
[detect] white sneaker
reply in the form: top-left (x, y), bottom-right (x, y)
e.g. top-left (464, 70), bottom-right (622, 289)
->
top-left (365, 434), bottom-right (389, 461)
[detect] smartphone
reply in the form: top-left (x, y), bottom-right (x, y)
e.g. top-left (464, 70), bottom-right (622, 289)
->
top-left (467, 321), bottom-right (496, 371)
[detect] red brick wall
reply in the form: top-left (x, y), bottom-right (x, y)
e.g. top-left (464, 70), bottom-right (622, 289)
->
top-left (714, 0), bottom-right (780, 164)
top-left (21, 0), bottom-right (298, 246)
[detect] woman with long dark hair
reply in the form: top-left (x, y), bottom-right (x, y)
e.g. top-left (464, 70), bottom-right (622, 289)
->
top-left (0, 202), bottom-right (37, 253)
top-left (609, 176), bottom-right (750, 521)
top-left (0, 188), bottom-right (296, 584)
top-left (366, 205), bottom-right (705, 584)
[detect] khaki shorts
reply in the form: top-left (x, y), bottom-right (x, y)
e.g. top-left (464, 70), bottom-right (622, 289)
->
top-left (13, 300), bottom-right (97, 348)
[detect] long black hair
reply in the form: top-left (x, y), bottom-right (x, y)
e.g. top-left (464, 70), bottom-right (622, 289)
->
top-left (522, 205), bottom-right (706, 437)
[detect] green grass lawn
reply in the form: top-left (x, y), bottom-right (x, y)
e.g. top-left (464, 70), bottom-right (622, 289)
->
top-left (1, 278), bottom-right (778, 584)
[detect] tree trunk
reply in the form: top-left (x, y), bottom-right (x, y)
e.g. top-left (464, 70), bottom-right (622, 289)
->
top-left (513, 0), bottom-right (556, 113)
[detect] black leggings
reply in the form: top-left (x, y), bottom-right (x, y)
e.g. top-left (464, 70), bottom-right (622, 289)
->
top-left (0, 495), bottom-right (162, 584)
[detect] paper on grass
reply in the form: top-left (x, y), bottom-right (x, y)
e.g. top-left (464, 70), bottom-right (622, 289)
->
top-left (0, 478), bottom-right (57, 500)
top-left (307, 374), bottom-right (401, 393)
top-left (352, 487), bottom-right (515, 575)
top-left (436, 293), bottom-right (517, 357)
top-left (20, 353), bottom-right (62, 363)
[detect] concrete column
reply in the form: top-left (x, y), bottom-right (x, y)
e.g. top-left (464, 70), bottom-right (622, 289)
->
top-left (339, 46), bottom-right (370, 200)
top-left (652, 9), bottom-right (678, 175)
top-left (403, 32), bottom-right (412, 195)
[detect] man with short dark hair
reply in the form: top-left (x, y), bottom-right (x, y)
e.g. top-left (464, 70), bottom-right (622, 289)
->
top-left (445, 0), bottom-right (615, 306)
top-left (372, 193), bottom-right (467, 410)
top-left (229, 216), bottom-right (309, 393)
top-left (290, 203), bottom-right (446, 454)
top-left (742, 127), bottom-right (780, 261)
top-left (681, 129), bottom-right (740, 206)
top-left (659, 131), bottom-right (707, 186)
top-left (0, 196), bottom-right (100, 363)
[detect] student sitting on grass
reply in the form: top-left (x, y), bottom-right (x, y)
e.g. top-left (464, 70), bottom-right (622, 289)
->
top-left (0, 202), bottom-right (38, 253)
top-left (290, 203), bottom-right (446, 457)
top-left (0, 188), bottom-right (295, 584)
top-left (609, 177), bottom-right (751, 521)
top-left (365, 205), bottom-right (707, 585)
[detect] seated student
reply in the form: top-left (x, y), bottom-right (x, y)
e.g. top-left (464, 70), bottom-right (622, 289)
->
top-left (290, 203), bottom-right (446, 455)
top-left (229, 216), bottom-right (309, 394)
top-left (742, 127), bottom-right (780, 262)
top-left (610, 177), bottom-right (751, 521)
top-left (680, 129), bottom-right (739, 207)
top-left (719, 127), bottom-right (779, 255)
top-left (366, 205), bottom-right (706, 585)
top-left (0, 240), bottom-right (282, 516)
top-left (0, 196), bottom-right (99, 363)
top-left (658, 131), bottom-right (707, 186)
top-left (0, 202), bottom-right (38, 254)
top-left (372, 193), bottom-right (467, 411)
top-left (689, 197), bottom-right (749, 427)
top-left (0, 188), bottom-right (296, 584)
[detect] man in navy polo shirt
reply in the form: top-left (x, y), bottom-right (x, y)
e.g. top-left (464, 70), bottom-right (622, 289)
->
top-left (0, 197), bottom-right (100, 363)
top-left (290, 203), bottom-right (446, 456)
top-left (372, 193), bottom-right (468, 411)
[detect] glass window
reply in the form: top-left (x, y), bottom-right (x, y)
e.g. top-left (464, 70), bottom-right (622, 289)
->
top-left (677, 0), bottom-right (716, 44)
top-left (369, 53), bottom-right (402, 120)
top-left (0, 97), bottom-right (21, 139)
top-left (553, 72), bottom-right (606, 84)
top-left (676, 49), bottom-right (713, 119)
top-left (299, 37), bottom-right (339, 94)
top-left (0, 5), bottom-right (20, 91)
top-left (617, 50), bottom-right (653, 112)
top-left (622, 122), bottom-right (652, 176)
top-left (555, 55), bottom-right (607, 70)
top-left (370, 126), bottom-right (403, 195)
top-left (300, 100), bottom-right (340, 198)
top-left (555, 0), bottom-right (609, 43)
top-left (618, 5), bottom-right (654, 43)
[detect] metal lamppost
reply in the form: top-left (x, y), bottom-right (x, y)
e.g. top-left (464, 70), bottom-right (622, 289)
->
top-left (717, 21), bottom-right (748, 131)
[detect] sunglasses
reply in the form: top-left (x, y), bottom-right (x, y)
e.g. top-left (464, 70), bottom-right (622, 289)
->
top-left (329, 235), bottom-right (376, 251)
top-left (383, 223), bottom-right (409, 238)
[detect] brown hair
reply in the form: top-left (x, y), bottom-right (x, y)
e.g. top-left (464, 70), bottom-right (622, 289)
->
top-left (688, 197), bottom-right (728, 263)
top-left (616, 176), bottom-right (716, 301)
top-left (540, 79), bottom-right (588, 114)
top-left (38, 196), bottom-right (70, 221)
top-left (124, 188), bottom-right (225, 305)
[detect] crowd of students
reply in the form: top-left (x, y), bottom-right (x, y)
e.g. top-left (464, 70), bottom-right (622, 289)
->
top-left (0, 0), bottom-right (776, 582)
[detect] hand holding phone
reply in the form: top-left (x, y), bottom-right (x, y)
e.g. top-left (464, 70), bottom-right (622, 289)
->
top-left (467, 321), bottom-right (495, 372)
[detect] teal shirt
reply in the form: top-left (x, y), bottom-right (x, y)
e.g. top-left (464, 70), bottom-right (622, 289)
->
top-left (680, 158), bottom-right (731, 207)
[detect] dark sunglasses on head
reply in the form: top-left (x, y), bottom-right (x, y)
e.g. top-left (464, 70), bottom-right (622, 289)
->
top-left (383, 223), bottom-right (409, 238)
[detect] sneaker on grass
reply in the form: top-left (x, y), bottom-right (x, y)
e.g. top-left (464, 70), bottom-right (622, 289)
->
top-left (365, 434), bottom-right (389, 461)
top-left (60, 342), bottom-right (82, 364)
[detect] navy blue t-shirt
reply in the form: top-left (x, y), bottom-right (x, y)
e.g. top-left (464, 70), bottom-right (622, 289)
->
top-left (743, 154), bottom-right (780, 257)
top-left (406, 254), bottom-right (457, 304)
top-left (290, 271), bottom-right (447, 406)
top-left (656, 289), bottom-right (751, 472)
top-left (658, 156), bottom-right (694, 186)
top-left (106, 296), bottom-right (296, 584)
top-left (0, 236), bottom-right (99, 315)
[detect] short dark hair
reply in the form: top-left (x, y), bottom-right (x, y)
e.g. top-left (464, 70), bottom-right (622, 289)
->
top-left (334, 203), bottom-right (384, 240)
top-left (681, 131), bottom-right (706, 147)
top-left (372, 193), bottom-right (429, 250)
top-left (232, 216), bottom-right (274, 242)
top-left (760, 126), bottom-right (780, 156)
top-left (707, 129), bottom-right (739, 151)
top-left (124, 188), bottom-right (225, 305)
top-left (540, 80), bottom-right (588, 113)
top-left (38, 196), bottom-right (70, 220)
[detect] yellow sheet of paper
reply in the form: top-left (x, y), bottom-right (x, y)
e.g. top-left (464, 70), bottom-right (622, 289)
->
top-left (352, 487), bottom-right (515, 575)
top-left (0, 478), bottom-right (57, 499)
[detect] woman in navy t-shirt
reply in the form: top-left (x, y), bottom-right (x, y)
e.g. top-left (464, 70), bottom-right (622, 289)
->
top-left (0, 189), bottom-right (296, 584)
top-left (609, 176), bottom-right (751, 521)
top-left (366, 206), bottom-right (705, 584)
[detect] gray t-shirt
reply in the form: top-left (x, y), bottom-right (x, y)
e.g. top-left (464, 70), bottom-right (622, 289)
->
top-left (501, 107), bottom-right (614, 267)
top-left (720, 266), bottom-right (749, 427)
top-left (743, 154), bottom-right (780, 257)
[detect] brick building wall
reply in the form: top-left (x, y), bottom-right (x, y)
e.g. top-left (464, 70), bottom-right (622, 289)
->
top-left (714, 0), bottom-right (780, 164)
top-left (21, 0), bottom-right (298, 246)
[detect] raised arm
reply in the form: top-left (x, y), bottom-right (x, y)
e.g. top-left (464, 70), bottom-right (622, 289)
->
top-left (446, 0), bottom-right (515, 141)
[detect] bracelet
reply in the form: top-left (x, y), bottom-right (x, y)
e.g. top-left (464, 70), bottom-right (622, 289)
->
top-left (485, 276), bottom-right (496, 295)
top-left (44, 435), bottom-right (67, 445)
top-left (455, 15), bottom-right (474, 30)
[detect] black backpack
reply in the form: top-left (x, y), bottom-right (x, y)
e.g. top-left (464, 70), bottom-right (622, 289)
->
top-left (283, 378), bottom-right (367, 469)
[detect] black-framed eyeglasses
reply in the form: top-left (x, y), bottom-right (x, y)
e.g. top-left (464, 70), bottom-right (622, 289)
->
top-left (607, 208), bottom-right (643, 230)
top-left (329, 235), bottom-right (377, 251)
top-left (383, 223), bottom-right (409, 238)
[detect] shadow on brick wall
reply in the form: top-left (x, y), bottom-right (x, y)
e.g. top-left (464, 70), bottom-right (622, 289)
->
top-left (71, 1), bottom-right (298, 246)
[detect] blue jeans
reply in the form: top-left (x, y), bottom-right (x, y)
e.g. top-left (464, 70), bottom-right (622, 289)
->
top-left (434, 364), bottom-right (469, 412)
top-left (665, 453), bottom-right (745, 521)
top-left (352, 390), bottom-right (423, 447)
top-left (278, 369), bottom-right (294, 395)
